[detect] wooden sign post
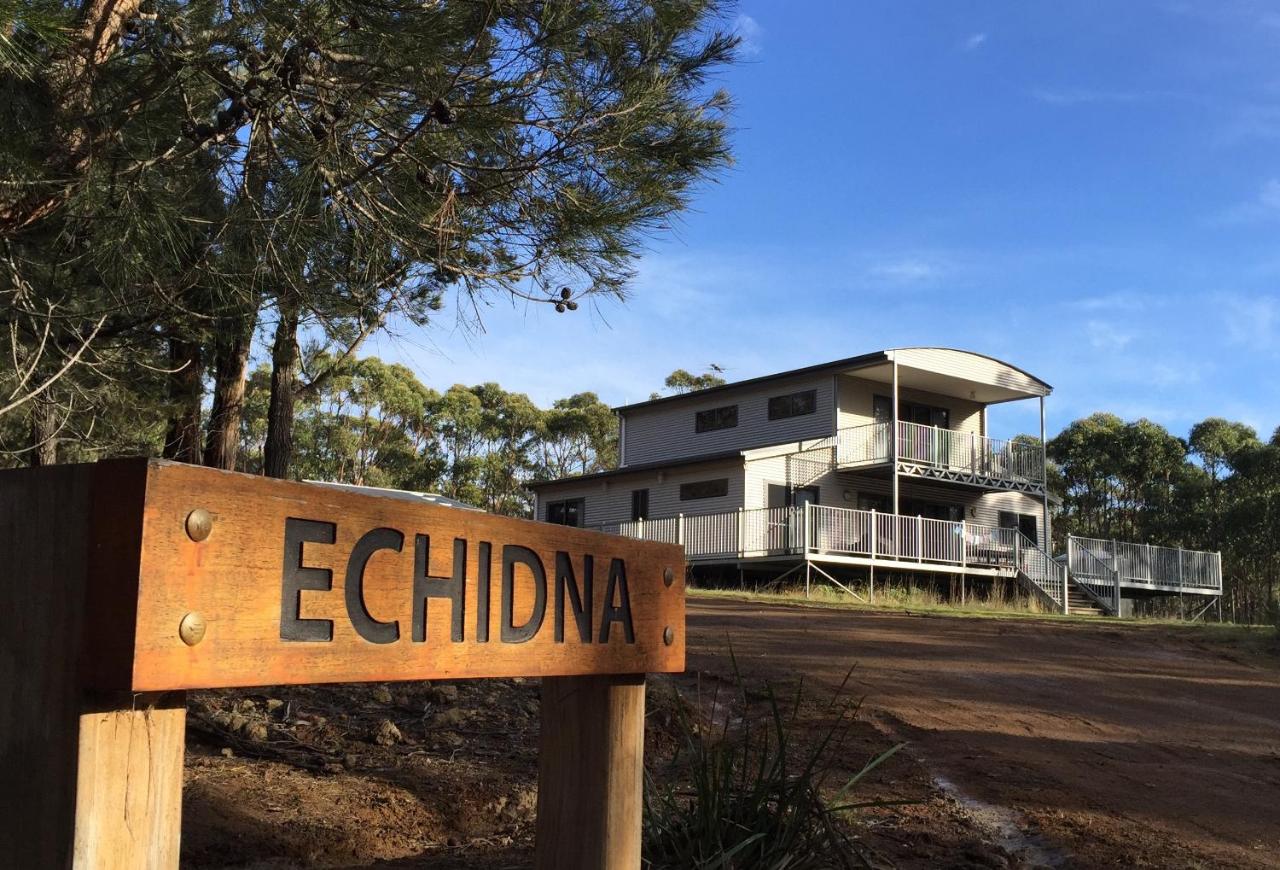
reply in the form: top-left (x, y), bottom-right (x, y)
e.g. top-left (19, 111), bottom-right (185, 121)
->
top-left (0, 458), bottom-right (685, 868)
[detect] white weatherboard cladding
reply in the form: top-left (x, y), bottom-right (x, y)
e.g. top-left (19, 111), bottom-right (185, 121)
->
top-left (743, 452), bottom-right (790, 510)
top-left (621, 375), bottom-right (834, 466)
top-left (534, 459), bottom-right (744, 528)
top-left (835, 375), bottom-right (984, 435)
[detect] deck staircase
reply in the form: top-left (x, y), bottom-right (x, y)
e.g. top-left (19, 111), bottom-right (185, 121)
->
top-left (1064, 580), bottom-right (1107, 616)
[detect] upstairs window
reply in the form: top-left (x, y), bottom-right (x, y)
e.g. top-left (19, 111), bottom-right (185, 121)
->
top-left (679, 479), bottom-right (729, 500)
top-left (874, 394), bottom-right (950, 429)
top-left (768, 389), bottom-right (817, 420)
top-left (695, 404), bottom-right (738, 433)
top-left (546, 498), bottom-right (584, 527)
top-left (631, 489), bottom-right (649, 522)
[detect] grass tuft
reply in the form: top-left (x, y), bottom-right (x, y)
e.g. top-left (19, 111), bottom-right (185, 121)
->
top-left (642, 658), bottom-right (904, 869)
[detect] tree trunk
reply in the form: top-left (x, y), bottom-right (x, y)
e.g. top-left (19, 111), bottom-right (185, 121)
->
top-left (203, 314), bottom-right (256, 470)
top-left (29, 396), bottom-right (58, 466)
top-left (263, 300), bottom-right (300, 479)
top-left (162, 337), bottom-right (203, 463)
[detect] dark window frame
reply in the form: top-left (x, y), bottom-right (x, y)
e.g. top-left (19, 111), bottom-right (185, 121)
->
top-left (695, 404), bottom-right (738, 433)
top-left (630, 488), bottom-right (649, 522)
top-left (679, 478), bottom-right (730, 501)
top-left (998, 510), bottom-right (1038, 544)
top-left (873, 394), bottom-right (951, 430)
top-left (768, 389), bottom-right (818, 421)
top-left (546, 498), bottom-right (585, 527)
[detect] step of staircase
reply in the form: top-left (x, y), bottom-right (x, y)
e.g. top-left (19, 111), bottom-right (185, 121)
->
top-left (1066, 588), bottom-right (1107, 616)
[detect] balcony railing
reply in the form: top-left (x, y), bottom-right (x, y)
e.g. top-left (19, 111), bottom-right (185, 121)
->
top-left (606, 504), bottom-right (1022, 570)
top-left (1067, 535), bottom-right (1222, 592)
top-left (835, 421), bottom-right (1045, 485)
top-left (601, 503), bottom-right (1069, 608)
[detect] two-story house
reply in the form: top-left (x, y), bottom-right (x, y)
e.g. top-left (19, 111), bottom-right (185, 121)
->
top-left (530, 348), bottom-right (1222, 616)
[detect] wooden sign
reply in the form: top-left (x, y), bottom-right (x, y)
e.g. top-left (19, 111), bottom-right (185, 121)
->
top-left (74, 459), bottom-right (686, 691)
top-left (1, 458), bottom-right (681, 869)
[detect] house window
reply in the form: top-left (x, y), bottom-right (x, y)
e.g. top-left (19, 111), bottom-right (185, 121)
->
top-left (998, 511), bottom-right (1038, 544)
top-left (546, 498), bottom-right (584, 527)
top-left (768, 389), bottom-right (817, 420)
top-left (873, 394), bottom-right (950, 429)
top-left (905, 500), bottom-right (965, 522)
top-left (679, 478), bottom-right (729, 500)
top-left (857, 493), bottom-right (890, 513)
top-left (768, 484), bottom-right (819, 509)
top-left (631, 489), bottom-right (649, 522)
top-left (695, 404), bottom-right (738, 433)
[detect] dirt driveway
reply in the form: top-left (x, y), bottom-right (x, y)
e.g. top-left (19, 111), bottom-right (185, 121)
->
top-left (688, 597), bottom-right (1280, 869)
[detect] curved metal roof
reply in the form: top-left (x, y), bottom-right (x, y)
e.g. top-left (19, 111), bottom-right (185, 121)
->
top-left (614, 346), bottom-right (1051, 413)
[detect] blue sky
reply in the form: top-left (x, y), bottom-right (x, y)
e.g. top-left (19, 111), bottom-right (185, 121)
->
top-left (369, 1), bottom-right (1280, 441)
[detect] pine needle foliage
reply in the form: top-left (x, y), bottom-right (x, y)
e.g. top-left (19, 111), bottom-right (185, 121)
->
top-left (1, 0), bottom-right (739, 471)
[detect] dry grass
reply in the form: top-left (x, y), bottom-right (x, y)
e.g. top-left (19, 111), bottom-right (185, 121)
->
top-left (691, 580), bottom-right (1051, 620)
top-left (689, 585), bottom-right (1280, 661)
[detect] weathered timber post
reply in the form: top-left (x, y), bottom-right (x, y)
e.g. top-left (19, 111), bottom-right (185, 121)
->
top-left (536, 674), bottom-right (646, 869)
top-left (0, 461), bottom-right (185, 868)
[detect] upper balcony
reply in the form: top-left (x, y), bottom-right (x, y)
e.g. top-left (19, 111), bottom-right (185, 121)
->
top-left (833, 420), bottom-right (1046, 492)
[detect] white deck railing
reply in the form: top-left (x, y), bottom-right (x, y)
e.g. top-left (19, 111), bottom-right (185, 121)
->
top-left (834, 421), bottom-right (1045, 485)
top-left (608, 503), bottom-right (1026, 571)
top-left (1063, 541), bottom-right (1122, 614)
top-left (1067, 535), bottom-right (1222, 592)
top-left (606, 503), bottom-right (1071, 609)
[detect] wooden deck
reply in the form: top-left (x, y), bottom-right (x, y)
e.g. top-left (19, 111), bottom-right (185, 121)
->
top-left (594, 504), bottom-right (1223, 616)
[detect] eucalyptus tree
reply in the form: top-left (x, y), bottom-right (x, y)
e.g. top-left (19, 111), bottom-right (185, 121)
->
top-left (540, 391), bottom-right (617, 478)
top-left (1, 0), bottom-right (738, 478)
top-left (650, 365), bottom-right (726, 399)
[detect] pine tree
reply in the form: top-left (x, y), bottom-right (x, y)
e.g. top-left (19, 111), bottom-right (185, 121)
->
top-left (1, 0), bottom-right (738, 477)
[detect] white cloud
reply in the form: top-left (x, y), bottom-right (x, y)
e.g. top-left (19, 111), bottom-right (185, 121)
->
top-left (1259, 178), bottom-right (1280, 210)
top-left (1209, 177), bottom-right (1280, 224)
top-left (961, 33), bottom-right (988, 52)
top-left (867, 258), bottom-right (942, 284)
top-left (733, 15), bottom-right (763, 57)
top-left (1069, 292), bottom-right (1154, 312)
top-left (1214, 105), bottom-right (1280, 145)
top-left (1086, 320), bottom-right (1134, 351)
top-left (1030, 88), bottom-right (1189, 106)
top-left (1220, 293), bottom-right (1278, 350)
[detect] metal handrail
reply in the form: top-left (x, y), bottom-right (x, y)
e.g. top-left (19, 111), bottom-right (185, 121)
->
top-left (833, 421), bottom-right (1045, 484)
top-left (1063, 543), bottom-right (1121, 615)
top-left (611, 503), bottom-right (1023, 573)
top-left (896, 421), bottom-right (1045, 483)
top-left (1013, 531), bottom-right (1067, 610)
top-left (835, 422), bottom-right (892, 466)
top-left (1068, 535), bottom-right (1222, 592)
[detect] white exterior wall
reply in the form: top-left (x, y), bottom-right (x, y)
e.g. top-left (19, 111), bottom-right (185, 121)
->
top-left (835, 375), bottom-right (984, 435)
top-left (532, 459), bottom-right (745, 528)
top-left (620, 374), bottom-right (835, 466)
top-left (743, 452), bottom-right (790, 510)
